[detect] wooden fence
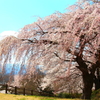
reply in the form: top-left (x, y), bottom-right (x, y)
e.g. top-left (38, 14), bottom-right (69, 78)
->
top-left (0, 84), bottom-right (34, 95)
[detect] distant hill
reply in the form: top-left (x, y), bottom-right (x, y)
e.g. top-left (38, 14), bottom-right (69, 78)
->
top-left (0, 31), bottom-right (18, 40)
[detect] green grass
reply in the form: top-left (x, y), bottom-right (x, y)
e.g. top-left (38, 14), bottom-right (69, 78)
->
top-left (0, 93), bottom-right (81, 100)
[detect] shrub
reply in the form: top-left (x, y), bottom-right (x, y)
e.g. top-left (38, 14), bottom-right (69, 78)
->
top-left (91, 89), bottom-right (100, 100)
top-left (39, 86), bottom-right (54, 97)
top-left (56, 92), bottom-right (81, 98)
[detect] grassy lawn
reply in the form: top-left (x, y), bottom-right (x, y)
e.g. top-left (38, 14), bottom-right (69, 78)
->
top-left (0, 93), bottom-right (81, 100)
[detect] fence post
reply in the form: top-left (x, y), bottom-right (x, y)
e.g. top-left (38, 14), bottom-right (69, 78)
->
top-left (5, 84), bottom-right (8, 94)
top-left (15, 86), bottom-right (17, 95)
top-left (23, 88), bottom-right (25, 95)
top-left (31, 90), bottom-right (33, 95)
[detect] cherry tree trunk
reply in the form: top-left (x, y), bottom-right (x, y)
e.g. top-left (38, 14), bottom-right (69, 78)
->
top-left (82, 73), bottom-right (93, 100)
top-left (94, 68), bottom-right (100, 90)
top-left (94, 78), bottom-right (100, 90)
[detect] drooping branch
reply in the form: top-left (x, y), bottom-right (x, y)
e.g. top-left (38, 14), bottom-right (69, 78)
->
top-left (54, 50), bottom-right (94, 64)
top-left (54, 52), bottom-right (75, 62)
top-left (21, 38), bottom-right (59, 45)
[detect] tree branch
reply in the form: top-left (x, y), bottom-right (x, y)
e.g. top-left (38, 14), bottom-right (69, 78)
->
top-left (35, 23), bottom-right (46, 35)
top-left (54, 51), bottom-right (94, 64)
top-left (54, 52), bottom-right (75, 62)
top-left (21, 38), bottom-right (59, 45)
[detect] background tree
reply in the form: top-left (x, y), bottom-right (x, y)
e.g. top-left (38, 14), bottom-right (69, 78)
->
top-left (11, 68), bottom-right (44, 95)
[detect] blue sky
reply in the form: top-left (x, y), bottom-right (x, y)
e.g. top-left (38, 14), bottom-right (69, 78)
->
top-left (0, 0), bottom-right (77, 33)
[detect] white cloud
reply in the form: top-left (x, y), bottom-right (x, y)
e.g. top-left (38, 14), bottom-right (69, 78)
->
top-left (0, 31), bottom-right (19, 40)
